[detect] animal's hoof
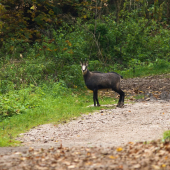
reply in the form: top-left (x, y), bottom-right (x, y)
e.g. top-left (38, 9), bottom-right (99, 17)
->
top-left (97, 104), bottom-right (100, 107)
top-left (116, 103), bottom-right (124, 108)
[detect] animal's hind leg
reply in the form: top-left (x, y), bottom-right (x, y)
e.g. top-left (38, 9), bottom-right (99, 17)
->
top-left (117, 90), bottom-right (124, 107)
top-left (113, 88), bottom-right (124, 108)
top-left (119, 90), bottom-right (125, 107)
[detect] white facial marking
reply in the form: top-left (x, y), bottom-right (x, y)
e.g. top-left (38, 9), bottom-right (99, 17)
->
top-left (82, 65), bottom-right (86, 71)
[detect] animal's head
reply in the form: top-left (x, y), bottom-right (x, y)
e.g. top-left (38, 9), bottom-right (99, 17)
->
top-left (80, 60), bottom-right (88, 75)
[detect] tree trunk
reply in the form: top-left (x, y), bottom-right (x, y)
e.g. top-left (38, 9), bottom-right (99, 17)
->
top-left (167, 0), bottom-right (170, 24)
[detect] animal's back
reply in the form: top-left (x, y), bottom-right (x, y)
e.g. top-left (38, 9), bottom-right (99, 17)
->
top-left (85, 72), bottom-right (121, 90)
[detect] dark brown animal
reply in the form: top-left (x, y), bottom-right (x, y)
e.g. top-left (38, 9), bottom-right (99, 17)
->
top-left (80, 61), bottom-right (124, 107)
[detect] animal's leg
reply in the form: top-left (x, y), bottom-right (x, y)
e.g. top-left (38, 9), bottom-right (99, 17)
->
top-left (96, 89), bottom-right (100, 106)
top-left (119, 90), bottom-right (125, 107)
top-left (93, 90), bottom-right (96, 106)
top-left (113, 89), bottom-right (124, 108)
top-left (93, 89), bottom-right (100, 106)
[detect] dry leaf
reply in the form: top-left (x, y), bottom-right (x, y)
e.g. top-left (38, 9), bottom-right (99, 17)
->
top-left (109, 155), bottom-right (116, 159)
top-left (68, 165), bottom-right (76, 169)
top-left (152, 165), bottom-right (160, 169)
top-left (133, 164), bottom-right (141, 168)
top-left (162, 164), bottom-right (166, 168)
top-left (87, 152), bottom-right (91, 156)
top-left (116, 147), bottom-right (123, 152)
top-left (128, 142), bottom-right (134, 144)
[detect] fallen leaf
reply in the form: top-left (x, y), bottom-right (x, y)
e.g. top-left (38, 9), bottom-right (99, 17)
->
top-left (162, 164), bottom-right (166, 168)
top-left (109, 155), bottom-right (116, 159)
top-left (85, 162), bottom-right (92, 165)
top-left (133, 164), bottom-right (141, 168)
top-left (68, 165), bottom-right (76, 169)
top-left (152, 165), bottom-right (160, 169)
top-left (20, 157), bottom-right (27, 161)
top-left (128, 142), bottom-right (134, 144)
top-left (87, 152), bottom-right (91, 156)
top-left (116, 147), bottom-right (123, 152)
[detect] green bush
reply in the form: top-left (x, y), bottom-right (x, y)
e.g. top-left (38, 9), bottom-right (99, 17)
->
top-left (84, 15), bottom-right (170, 67)
top-left (0, 81), bottom-right (69, 121)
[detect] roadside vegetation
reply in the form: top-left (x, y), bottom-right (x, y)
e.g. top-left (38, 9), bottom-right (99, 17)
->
top-left (1, 0), bottom-right (170, 146)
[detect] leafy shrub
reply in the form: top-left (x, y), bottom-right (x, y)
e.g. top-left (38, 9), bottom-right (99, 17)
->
top-left (0, 86), bottom-right (38, 120)
top-left (85, 15), bottom-right (170, 67)
top-left (0, 81), bottom-right (69, 121)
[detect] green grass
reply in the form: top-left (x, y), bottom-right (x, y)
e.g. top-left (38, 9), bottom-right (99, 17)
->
top-left (163, 131), bottom-right (170, 142)
top-left (119, 61), bottom-right (170, 79)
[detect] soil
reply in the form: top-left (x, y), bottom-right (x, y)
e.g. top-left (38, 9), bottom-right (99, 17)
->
top-left (1, 74), bottom-right (170, 170)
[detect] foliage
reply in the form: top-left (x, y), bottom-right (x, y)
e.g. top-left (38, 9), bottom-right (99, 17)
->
top-left (163, 130), bottom-right (170, 142)
top-left (0, 86), bottom-right (39, 120)
top-left (0, 81), bottom-right (69, 121)
top-left (120, 59), bottom-right (170, 78)
top-left (77, 15), bottom-right (170, 69)
top-left (0, 21), bottom-right (91, 88)
top-left (0, 0), bottom-right (108, 47)
top-left (1, 0), bottom-right (169, 50)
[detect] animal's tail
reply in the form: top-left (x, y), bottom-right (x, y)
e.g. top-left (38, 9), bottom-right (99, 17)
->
top-left (110, 72), bottom-right (123, 79)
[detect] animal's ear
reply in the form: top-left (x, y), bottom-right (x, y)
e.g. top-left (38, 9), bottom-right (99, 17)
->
top-left (80, 61), bottom-right (82, 66)
top-left (86, 61), bottom-right (88, 66)
top-left (80, 58), bottom-right (83, 66)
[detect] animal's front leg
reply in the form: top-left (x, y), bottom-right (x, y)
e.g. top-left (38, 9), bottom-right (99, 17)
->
top-left (93, 89), bottom-right (100, 106)
top-left (93, 90), bottom-right (96, 106)
top-left (96, 90), bottom-right (100, 106)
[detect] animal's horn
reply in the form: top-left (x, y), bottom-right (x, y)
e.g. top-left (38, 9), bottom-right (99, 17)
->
top-left (80, 58), bottom-right (82, 65)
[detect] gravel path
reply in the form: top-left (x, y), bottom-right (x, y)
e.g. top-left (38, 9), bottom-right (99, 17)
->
top-left (14, 101), bottom-right (170, 148)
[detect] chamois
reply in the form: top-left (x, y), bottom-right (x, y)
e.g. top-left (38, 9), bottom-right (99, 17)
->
top-left (80, 61), bottom-right (124, 107)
